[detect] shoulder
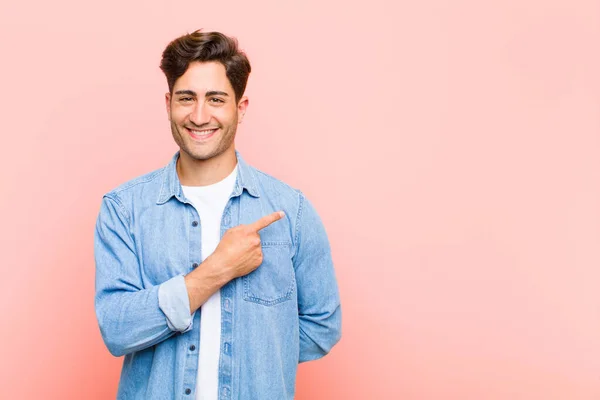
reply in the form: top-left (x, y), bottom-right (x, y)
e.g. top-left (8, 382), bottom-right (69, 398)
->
top-left (103, 165), bottom-right (166, 207)
top-left (249, 164), bottom-right (304, 202)
top-left (246, 164), bottom-right (324, 230)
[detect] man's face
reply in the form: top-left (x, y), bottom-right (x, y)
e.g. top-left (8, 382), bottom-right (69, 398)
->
top-left (166, 61), bottom-right (248, 162)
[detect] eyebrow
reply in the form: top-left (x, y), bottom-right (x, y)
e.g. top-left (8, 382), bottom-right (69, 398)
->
top-left (206, 90), bottom-right (229, 97)
top-left (174, 90), bottom-right (230, 97)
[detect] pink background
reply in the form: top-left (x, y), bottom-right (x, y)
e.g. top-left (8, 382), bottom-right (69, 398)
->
top-left (1, 0), bottom-right (599, 398)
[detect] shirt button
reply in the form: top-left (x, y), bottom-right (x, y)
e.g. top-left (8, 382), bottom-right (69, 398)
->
top-left (185, 388), bottom-right (191, 395)
top-left (189, 345), bottom-right (196, 351)
top-left (192, 221), bottom-right (198, 227)
top-left (192, 262), bottom-right (198, 268)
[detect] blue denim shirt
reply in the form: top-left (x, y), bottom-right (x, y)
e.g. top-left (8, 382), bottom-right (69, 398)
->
top-left (94, 150), bottom-right (342, 399)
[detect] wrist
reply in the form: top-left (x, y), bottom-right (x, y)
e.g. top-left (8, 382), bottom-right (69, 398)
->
top-left (202, 253), bottom-right (233, 287)
top-left (183, 255), bottom-right (232, 313)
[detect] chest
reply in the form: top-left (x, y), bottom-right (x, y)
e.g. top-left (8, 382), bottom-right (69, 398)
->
top-left (132, 195), bottom-right (294, 287)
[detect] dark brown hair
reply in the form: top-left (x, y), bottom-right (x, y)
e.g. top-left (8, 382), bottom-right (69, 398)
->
top-left (159, 30), bottom-right (251, 102)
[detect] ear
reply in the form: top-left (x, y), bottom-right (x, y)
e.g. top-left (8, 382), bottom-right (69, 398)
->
top-left (237, 96), bottom-right (249, 124)
top-left (165, 92), bottom-right (172, 121)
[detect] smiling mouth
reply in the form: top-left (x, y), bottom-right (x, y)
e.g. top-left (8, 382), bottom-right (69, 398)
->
top-left (186, 127), bottom-right (218, 140)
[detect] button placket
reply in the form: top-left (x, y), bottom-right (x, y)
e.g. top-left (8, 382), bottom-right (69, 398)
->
top-left (218, 198), bottom-right (235, 400)
top-left (223, 299), bottom-right (231, 312)
top-left (182, 203), bottom-right (202, 395)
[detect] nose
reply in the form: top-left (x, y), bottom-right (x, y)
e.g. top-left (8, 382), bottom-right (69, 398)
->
top-left (189, 101), bottom-right (210, 126)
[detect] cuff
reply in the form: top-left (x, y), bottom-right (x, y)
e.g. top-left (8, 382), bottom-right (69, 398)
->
top-left (158, 274), bottom-right (193, 333)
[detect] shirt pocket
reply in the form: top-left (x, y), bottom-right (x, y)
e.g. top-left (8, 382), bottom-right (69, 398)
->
top-left (242, 242), bottom-right (295, 306)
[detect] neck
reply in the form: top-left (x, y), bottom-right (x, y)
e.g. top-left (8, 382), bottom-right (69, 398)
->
top-left (176, 147), bottom-right (237, 187)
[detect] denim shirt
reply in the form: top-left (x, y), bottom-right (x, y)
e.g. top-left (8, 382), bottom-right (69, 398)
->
top-left (94, 150), bottom-right (342, 400)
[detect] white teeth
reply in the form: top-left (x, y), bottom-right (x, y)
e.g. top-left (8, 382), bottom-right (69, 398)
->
top-left (189, 128), bottom-right (216, 135)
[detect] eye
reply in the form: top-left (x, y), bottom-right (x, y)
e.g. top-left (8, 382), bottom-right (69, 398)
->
top-left (180, 97), bottom-right (193, 102)
top-left (209, 97), bottom-right (224, 103)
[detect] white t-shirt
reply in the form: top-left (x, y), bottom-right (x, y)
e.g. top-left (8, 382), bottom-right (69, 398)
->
top-left (181, 164), bottom-right (238, 400)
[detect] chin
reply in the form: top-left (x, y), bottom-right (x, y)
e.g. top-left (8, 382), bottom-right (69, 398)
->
top-left (185, 147), bottom-right (221, 161)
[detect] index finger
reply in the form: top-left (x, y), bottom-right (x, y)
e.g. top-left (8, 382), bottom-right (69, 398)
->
top-left (249, 211), bottom-right (285, 232)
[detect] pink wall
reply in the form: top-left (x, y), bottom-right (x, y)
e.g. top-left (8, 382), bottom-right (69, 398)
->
top-left (1, 0), bottom-right (599, 398)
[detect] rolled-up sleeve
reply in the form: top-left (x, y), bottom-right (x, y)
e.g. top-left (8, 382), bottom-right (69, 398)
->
top-left (94, 194), bottom-right (192, 357)
top-left (293, 192), bottom-right (342, 363)
top-left (158, 274), bottom-right (193, 332)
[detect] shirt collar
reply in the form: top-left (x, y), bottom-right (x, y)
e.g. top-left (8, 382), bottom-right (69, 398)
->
top-left (156, 149), bottom-right (260, 205)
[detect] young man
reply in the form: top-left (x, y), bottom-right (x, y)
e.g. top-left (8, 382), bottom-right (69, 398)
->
top-left (94, 30), bottom-right (342, 399)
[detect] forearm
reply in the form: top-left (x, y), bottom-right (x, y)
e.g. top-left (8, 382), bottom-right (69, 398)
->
top-left (97, 267), bottom-right (225, 357)
top-left (184, 254), bottom-right (233, 313)
top-left (299, 301), bottom-right (342, 362)
top-left (96, 283), bottom-right (177, 357)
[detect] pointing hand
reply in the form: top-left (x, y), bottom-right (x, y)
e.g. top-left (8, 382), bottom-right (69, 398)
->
top-left (211, 211), bottom-right (285, 280)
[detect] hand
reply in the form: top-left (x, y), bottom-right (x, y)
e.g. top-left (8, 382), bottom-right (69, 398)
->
top-left (210, 211), bottom-right (285, 280)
